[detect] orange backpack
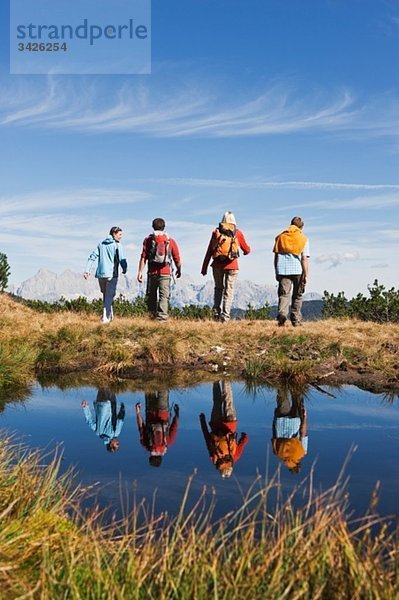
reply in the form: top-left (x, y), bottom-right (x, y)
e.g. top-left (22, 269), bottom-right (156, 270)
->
top-left (212, 223), bottom-right (240, 261)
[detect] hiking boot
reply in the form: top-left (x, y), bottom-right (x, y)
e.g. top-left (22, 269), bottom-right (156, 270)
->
top-left (277, 314), bottom-right (287, 327)
top-left (292, 321), bottom-right (302, 327)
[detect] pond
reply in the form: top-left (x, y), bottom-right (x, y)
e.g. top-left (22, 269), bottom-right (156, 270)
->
top-left (0, 380), bottom-right (398, 523)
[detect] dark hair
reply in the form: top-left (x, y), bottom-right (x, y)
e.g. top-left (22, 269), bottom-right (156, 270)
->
top-left (290, 217), bottom-right (304, 229)
top-left (152, 218), bottom-right (165, 231)
top-left (149, 455), bottom-right (163, 467)
top-left (109, 226), bottom-right (122, 236)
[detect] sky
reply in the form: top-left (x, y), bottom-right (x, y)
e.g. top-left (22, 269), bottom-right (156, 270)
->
top-left (0, 0), bottom-right (398, 297)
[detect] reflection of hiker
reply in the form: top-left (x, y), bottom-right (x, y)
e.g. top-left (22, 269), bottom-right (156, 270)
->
top-left (200, 381), bottom-right (248, 478)
top-left (84, 226), bottom-right (128, 324)
top-left (201, 212), bottom-right (251, 323)
top-left (136, 391), bottom-right (179, 467)
top-left (137, 218), bottom-right (181, 321)
top-left (271, 385), bottom-right (308, 474)
top-left (273, 216), bottom-right (309, 327)
top-left (81, 388), bottom-right (125, 453)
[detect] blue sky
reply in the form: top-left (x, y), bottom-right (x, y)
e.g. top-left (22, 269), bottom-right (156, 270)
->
top-left (1, 0), bottom-right (398, 296)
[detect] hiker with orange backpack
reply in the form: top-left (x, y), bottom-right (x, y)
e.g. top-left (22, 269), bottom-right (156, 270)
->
top-left (271, 384), bottom-right (308, 474)
top-left (201, 212), bottom-right (251, 322)
top-left (137, 218), bottom-right (181, 321)
top-left (200, 381), bottom-right (248, 479)
top-left (136, 391), bottom-right (179, 468)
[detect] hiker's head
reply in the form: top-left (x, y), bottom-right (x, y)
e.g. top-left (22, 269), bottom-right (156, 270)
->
top-left (152, 218), bottom-right (166, 232)
top-left (106, 438), bottom-right (120, 453)
top-left (149, 455), bottom-right (163, 467)
top-left (216, 456), bottom-right (233, 478)
top-left (109, 226), bottom-right (123, 241)
top-left (288, 463), bottom-right (302, 475)
top-left (221, 211), bottom-right (236, 225)
top-left (290, 216), bottom-right (304, 229)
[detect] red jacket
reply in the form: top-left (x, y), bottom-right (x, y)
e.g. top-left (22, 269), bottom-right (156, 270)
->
top-left (202, 228), bottom-right (251, 272)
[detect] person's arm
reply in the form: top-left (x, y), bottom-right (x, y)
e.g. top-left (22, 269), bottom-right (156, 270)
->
top-left (237, 230), bottom-right (251, 255)
top-left (274, 253), bottom-right (279, 281)
top-left (233, 433), bottom-right (249, 462)
top-left (301, 256), bottom-right (309, 286)
top-left (84, 246), bottom-right (99, 279)
top-left (167, 405), bottom-right (179, 445)
top-left (171, 240), bottom-right (181, 278)
top-left (136, 402), bottom-right (143, 431)
top-left (199, 413), bottom-right (215, 457)
top-left (118, 244), bottom-right (128, 274)
top-left (201, 235), bottom-right (214, 276)
top-left (137, 238), bottom-right (148, 283)
top-left (81, 400), bottom-right (96, 431)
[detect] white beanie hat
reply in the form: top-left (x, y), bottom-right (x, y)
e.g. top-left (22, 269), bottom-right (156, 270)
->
top-left (221, 211), bottom-right (236, 225)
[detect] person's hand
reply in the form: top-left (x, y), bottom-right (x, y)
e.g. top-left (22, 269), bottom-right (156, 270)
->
top-left (174, 404), bottom-right (180, 417)
top-left (137, 272), bottom-right (143, 283)
top-left (136, 402), bottom-right (141, 413)
top-left (83, 272), bottom-right (89, 280)
top-left (175, 267), bottom-right (181, 279)
top-left (81, 400), bottom-right (88, 408)
top-left (201, 268), bottom-right (207, 276)
top-left (241, 432), bottom-right (248, 438)
top-left (199, 412), bottom-right (206, 420)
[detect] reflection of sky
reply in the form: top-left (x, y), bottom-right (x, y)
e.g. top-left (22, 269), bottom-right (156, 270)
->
top-left (0, 382), bottom-right (398, 521)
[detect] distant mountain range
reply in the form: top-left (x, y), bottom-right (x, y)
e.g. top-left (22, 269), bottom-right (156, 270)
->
top-left (9, 268), bottom-right (323, 311)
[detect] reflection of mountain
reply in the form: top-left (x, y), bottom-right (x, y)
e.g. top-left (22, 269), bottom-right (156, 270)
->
top-left (9, 268), bottom-right (323, 310)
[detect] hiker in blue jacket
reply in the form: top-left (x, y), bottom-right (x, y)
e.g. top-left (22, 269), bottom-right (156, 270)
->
top-left (81, 388), bottom-right (125, 453)
top-left (84, 226), bottom-right (128, 323)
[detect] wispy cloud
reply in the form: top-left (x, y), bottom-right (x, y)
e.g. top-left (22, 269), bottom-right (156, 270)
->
top-left (138, 176), bottom-right (399, 191)
top-left (0, 77), bottom-right (397, 139)
top-left (315, 252), bottom-right (361, 268)
top-left (0, 187), bottom-right (149, 217)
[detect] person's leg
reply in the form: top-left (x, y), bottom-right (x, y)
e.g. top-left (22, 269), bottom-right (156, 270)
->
top-left (211, 381), bottom-right (224, 422)
top-left (156, 390), bottom-right (169, 411)
top-left (157, 275), bottom-right (171, 320)
top-left (277, 276), bottom-right (292, 325)
top-left (290, 275), bottom-right (304, 325)
top-left (212, 268), bottom-right (224, 321)
top-left (147, 275), bottom-right (158, 316)
top-left (103, 277), bottom-right (118, 321)
top-left (221, 270), bottom-right (238, 322)
top-left (221, 381), bottom-right (236, 421)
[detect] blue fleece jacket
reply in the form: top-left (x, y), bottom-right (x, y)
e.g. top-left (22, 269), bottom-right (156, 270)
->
top-left (85, 236), bottom-right (127, 279)
top-left (83, 400), bottom-right (125, 444)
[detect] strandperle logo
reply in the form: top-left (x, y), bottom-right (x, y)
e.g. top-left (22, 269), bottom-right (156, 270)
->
top-left (16, 18), bottom-right (148, 46)
top-left (10, 0), bottom-right (151, 75)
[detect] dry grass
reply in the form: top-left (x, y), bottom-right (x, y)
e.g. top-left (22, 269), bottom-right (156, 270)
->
top-left (0, 437), bottom-right (398, 599)
top-left (1, 293), bottom-right (399, 394)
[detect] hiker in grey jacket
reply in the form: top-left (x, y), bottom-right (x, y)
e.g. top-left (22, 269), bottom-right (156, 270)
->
top-left (84, 226), bottom-right (127, 323)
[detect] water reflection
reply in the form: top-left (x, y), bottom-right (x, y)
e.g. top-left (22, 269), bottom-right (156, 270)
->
top-left (135, 390), bottom-right (179, 467)
top-left (271, 383), bottom-right (308, 474)
top-left (81, 387), bottom-right (125, 453)
top-left (200, 381), bottom-right (248, 478)
top-left (0, 379), bottom-right (398, 521)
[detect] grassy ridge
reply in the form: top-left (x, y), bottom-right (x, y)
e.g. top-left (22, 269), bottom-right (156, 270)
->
top-left (0, 437), bottom-right (398, 598)
top-left (1, 293), bottom-right (399, 398)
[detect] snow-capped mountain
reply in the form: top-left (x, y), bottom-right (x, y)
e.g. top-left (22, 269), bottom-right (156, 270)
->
top-left (9, 269), bottom-right (322, 308)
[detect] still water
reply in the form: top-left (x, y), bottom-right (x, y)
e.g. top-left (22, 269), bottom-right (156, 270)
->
top-left (1, 380), bottom-right (398, 521)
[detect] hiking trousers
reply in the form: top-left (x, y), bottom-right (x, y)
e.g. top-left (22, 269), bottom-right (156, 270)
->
top-left (147, 274), bottom-right (171, 320)
top-left (211, 381), bottom-right (236, 423)
top-left (212, 268), bottom-right (238, 322)
top-left (277, 275), bottom-right (304, 324)
top-left (98, 277), bottom-right (118, 321)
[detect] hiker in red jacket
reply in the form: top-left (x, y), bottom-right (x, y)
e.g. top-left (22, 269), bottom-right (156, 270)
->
top-left (137, 217), bottom-right (181, 321)
top-left (136, 391), bottom-right (179, 467)
top-left (200, 381), bottom-right (248, 478)
top-left (201, 212), bottom-right (251, 322)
